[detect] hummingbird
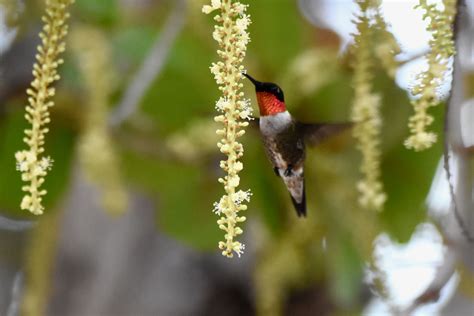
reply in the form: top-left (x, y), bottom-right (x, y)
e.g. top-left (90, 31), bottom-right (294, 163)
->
top-left (244, 73), bottom-right (351, 217)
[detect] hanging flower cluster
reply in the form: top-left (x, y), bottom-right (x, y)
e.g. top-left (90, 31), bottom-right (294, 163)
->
top-left (166, 119), bottom-right (219, 162)
top-left (405, 0), bottom-right (456, 151)
top-left (351, 0), bottom-right (387, 211)
top-left (71, 26), bottom-right (128, 215)
top-left (15, 0), bottom-right (74, 215)
top-left (203, 0), bottom-right (253, 258)
top-left (373, 6), bottom-right (401, 78)
top-left (0, 0), bottom-right (20, 26)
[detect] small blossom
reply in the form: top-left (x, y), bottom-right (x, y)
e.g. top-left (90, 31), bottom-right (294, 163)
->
top-left (202, 0), bottom-right (221, 14)
top-left (235, 15), bottom-right (250, 32)
top-left (357, 181), bottom-right (386, 210)
top-left (228, 175), bottom-right (240, 187)
top-left (216, 97), bottom-right (231, 112)
top-left (39, 157), bottom-right (54, 171)
top-left (232, 189), bottom-right (252, 205)
top-left (233, 242), bottom-right (245, 258)
top-left (234, 161), bottom-right (243, 171)
top-left (233, 3), bottom-right (247, 15)
top-left (404, 131), bottom-right (437, 151)
top-left (20, 195), bottom-right (35, 212)
top-left (213, 199), bottom-right (224, 215)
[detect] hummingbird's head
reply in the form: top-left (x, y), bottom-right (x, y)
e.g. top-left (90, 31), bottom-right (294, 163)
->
top-left (243, 73), bottom-right (286, 116)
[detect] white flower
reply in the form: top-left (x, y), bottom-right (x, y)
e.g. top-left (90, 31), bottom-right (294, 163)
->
top-left (236, 15), bottom-right (250, 32)
top-left (228, 175), bottom-right (240, 188)
top-left (234, 161), bottom-right (243, 171)
top-left (212, 29), bottom-right (222, 43)
top-left (233, 3), bottom-right (247, 15)
top-left (39, 156), bottom-right (54, 171)
top-left (233, 242), bottom-right (245, 258)
top-left (202, 0), bottom-right (221, 14)
top-left (232, 189), bottom-right (252, 205)
top-left (20, 195), bottom-right (32, 211)
top-left (216, 97), bottom-right (231, 112)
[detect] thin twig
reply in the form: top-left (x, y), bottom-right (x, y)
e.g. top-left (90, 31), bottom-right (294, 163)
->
top-left (0, 214), bottom-right (35, 232)
top-left (397, 49), bottom-right (430, 66)
top-left (6, 272), bottom-right (23, 316)
top-left (109, 0), bottom-right (187, 126)
top-left (403, 247), bottom-right (457, 314)
top-left (443, 145), bottom-right (473, 243)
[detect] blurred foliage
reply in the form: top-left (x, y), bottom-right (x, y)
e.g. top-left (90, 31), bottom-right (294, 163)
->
top-left (0, 0), bottom-right (444, 314)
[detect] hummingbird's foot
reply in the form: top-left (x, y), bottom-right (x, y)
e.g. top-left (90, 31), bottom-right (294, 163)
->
top-left (273, 167), bottom-right (280, 177)
top-left (284, 165), bottom-right (293, 177)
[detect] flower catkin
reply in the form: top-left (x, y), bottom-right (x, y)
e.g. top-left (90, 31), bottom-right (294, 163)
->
top-left (15, 0), bottom-right (74, 215)
top-left (71, 26), bottom-right (128, 215)
top-left (405, 0), bottom-right (456, 151)
top-left (373, 6), bottom-right (401, 78)
top-left (351, 0), bottom-right (387, 212)
top-left (0, 0), bottom-right (19, 26)
top-left (203, 0), bottom-right (253, 258)
top-left (166, 119), bottom-right (219, 162)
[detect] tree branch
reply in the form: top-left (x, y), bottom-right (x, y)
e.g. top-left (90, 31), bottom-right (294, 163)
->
top-left (109, 0), bottom-right (187, 126)
top-left (443, 0), bottom-right (473, 243)
top-left (402, 247), bottom-right (457, 314)
top-left (405, 1), bottom-right (473, 313)
top-left (0, 214), bottom-right (35, 232)
top-left (6, 272), bottom-right (23, 316)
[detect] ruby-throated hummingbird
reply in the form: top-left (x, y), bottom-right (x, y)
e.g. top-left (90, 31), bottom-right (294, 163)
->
top-left (244, 73), bottom-right (351, 217)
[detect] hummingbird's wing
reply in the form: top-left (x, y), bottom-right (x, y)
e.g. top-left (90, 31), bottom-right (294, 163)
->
top-left (298, 122), bottom-right (353, 147)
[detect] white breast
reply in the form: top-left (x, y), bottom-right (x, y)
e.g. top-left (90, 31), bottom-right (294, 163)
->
top-left (260, 111), bottom-right (292, 136)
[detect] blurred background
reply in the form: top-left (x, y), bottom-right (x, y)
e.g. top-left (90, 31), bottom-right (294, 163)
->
top-left (0, 0), bottom-right (473, 315)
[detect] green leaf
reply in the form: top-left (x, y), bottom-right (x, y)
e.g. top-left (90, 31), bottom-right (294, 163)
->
top-left (139, 27), bottom-right (217, 134)
top-left (121, 150), bottom-right (222, 250)
top-left (112, 26), bottom-right (156, 66)
top-left (74, 0), bottom-right (118, 26)
top-left (376, 72), bottom-right (443, 242)
top-left (249, 2), bottom-right (309, 74)
top-left (327, 234), bottom-right (364, 308)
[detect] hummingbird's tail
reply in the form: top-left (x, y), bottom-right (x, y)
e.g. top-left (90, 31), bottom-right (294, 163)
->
top-left (290, 180), bottom-right (306, 217)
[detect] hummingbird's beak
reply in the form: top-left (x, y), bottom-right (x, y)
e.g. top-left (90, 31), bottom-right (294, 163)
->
top-left (243, 73), bottom-right (262, 87)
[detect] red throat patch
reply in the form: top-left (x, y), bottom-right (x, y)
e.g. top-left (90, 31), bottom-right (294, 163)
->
top-left (256, 92), bottom-right (286, 116)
